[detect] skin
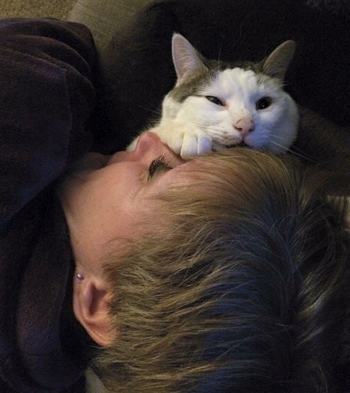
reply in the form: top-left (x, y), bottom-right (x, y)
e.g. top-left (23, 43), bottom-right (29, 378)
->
top-left (59, 132), bottom-right (190, 276)
top-left (58, 132), bottom-right (205, 345)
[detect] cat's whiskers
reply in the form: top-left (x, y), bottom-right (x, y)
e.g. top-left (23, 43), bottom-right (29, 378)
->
top-left (216, 42), bottom-right (223, 63)
top-left (187, 121), bottom-right (207, 129)
top-left (186, 122), bottom-right (222, 134)
top-left (189, 120), bottom-right (230, 132)
top-left (269, 139), bottom-right (292, 152)
top-left (192, 124), bottom-right (223, 132)
top-left (188, 120), bottom-right (219, 129)
top-left (269, 139), bottom-right (312, 162)
top-left (196, 125), bottom-right (234, 139)
top-left (287, 144), bottom-right (317, 163)
top-left (137, 104), bottom-right (162, 116)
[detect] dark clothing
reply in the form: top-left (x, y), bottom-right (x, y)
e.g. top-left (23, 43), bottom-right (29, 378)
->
top-left (0, 18), bottom-right (96, 392)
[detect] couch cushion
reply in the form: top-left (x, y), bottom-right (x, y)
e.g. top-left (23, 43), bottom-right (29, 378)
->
top-left (68, 0), bottom-right (159, 51)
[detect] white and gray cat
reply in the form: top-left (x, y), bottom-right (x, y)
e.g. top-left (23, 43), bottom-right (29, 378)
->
top-left (127, 34), bottom-right (299, 159)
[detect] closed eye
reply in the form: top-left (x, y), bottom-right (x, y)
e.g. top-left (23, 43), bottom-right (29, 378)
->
top-left (205, 96), bottom-right (224, 106)
top-left (148, 156), bottom-right (172, 180)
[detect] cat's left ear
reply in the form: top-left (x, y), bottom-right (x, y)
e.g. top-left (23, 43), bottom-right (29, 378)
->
top-left (263, 40), bottom-right (296, 81)
top-left (172, 33), bottom-right (208, 86)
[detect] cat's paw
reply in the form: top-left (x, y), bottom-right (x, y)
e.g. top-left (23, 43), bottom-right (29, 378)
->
top-left (159, 125), bottom-right (212, 160)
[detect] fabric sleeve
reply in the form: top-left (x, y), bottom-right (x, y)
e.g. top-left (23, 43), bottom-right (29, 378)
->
top-left (0, 18), bottom-right (97, 229)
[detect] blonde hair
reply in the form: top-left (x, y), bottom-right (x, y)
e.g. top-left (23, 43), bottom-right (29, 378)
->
top-left (95, 149), bottom-right (350, 393)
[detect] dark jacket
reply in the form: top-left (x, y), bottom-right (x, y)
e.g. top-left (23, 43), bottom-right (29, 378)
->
top-left (0, 18), bottom-right (97, 393)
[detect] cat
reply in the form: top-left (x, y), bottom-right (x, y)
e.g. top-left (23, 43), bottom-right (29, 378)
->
top-left (127, 33), bottom-right (299, 159)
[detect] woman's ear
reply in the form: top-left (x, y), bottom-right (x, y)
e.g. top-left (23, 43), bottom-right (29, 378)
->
top-left (73, 273), bottom-right (115, 347)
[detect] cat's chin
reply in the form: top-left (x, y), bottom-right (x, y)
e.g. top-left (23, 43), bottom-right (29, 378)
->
top-left (213, 142), bottom-right (248, 151)
top-left (235, 142), bottom-right (248, 148)
top-left (222, 142), bottom-right (249, 149)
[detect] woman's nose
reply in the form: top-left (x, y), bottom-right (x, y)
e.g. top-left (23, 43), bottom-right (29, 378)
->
top-left (134, 132), bottom-right (165, 156)
top-left (132, 132), bottom-right (186, 167)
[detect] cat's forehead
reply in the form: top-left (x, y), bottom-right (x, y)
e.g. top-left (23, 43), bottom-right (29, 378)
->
top-left (203, 67), bottom-right (281, 98)
top-left (169, 70), bottom-right (216, 102)
top-left (170, 62), bottom-right (281, 103)
top-left (218, 68), bottom-right (267, 91)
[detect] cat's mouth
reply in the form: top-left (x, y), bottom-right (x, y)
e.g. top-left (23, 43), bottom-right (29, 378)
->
top-left (226, 142), bottom-right (248, 148)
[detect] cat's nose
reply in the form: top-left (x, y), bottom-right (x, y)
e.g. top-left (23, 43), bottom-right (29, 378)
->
top-left (234, 119), bottom-right (255, 137)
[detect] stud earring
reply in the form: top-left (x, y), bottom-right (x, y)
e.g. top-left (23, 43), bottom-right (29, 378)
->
top-left (76, 273), bottom-right (84, 281)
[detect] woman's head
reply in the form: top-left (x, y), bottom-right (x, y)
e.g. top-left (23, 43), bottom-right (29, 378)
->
top-left (59, 131), bottom-right (243, 346)
top-left (72, 145), bottom-right (349, 392)
top-left (60, 132), bottom-right (186, 275)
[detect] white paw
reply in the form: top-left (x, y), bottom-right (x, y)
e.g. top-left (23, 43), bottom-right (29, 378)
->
top-left (159, 124), bottom-right (212, 160)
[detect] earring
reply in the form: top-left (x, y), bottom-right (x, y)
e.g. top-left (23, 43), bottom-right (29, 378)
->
top-left (76, 273), bottom-right (84, 281)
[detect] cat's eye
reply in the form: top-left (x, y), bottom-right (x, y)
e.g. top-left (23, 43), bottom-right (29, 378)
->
top-left (148, 156), bottom-right (171, 179)
top-left (205, 96), bottom-right (224, 106)
top-left (256, 97), bottom-right (272, 110)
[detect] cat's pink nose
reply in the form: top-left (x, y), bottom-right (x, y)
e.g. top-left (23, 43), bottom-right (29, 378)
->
top-left (234, 119), bottom-right (255, 137)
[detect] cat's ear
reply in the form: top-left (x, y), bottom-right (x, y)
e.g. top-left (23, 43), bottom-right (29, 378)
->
top-left (263, 40), bottom-right (296, 81)
top-left (172, 33), bottom-right (208, 86)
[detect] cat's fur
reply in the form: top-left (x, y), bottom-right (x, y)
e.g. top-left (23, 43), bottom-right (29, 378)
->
top-left (127, 34), bottom-right (299, 159)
